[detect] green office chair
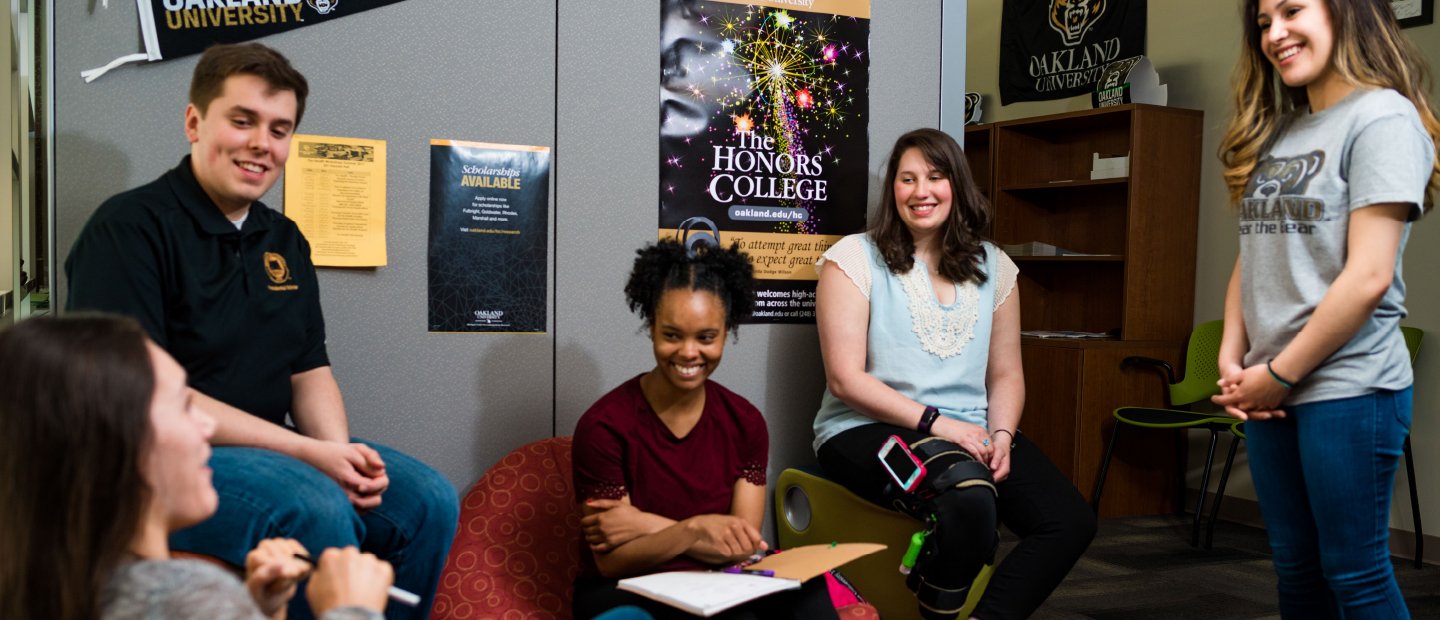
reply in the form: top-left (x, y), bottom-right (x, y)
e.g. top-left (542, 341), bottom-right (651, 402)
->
top-left (775, 467), bottom-right (993, 620)
top-left (1227, 325), bottom-right (1424, 566)
top-left (1091, 319), bottom-right (1236, 549)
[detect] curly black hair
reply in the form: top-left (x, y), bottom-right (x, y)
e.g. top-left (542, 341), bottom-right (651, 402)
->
top-left (624, 239), bottom-right (756, 335)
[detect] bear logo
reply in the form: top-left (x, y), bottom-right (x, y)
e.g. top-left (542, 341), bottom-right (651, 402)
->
top-left (306, 0), bottom-right (338, 16)
top-left (1247, 151), bottom-right (1325, 200)
top-left (1050, 0), bottom-right (1106, 47)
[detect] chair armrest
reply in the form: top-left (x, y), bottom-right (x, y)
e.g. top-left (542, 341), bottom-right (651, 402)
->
top-left (1121, 356), bottom-right (1177, 386)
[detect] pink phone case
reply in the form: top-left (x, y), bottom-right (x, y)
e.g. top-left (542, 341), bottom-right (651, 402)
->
top-left (878, 435), bottom-right (927, 492)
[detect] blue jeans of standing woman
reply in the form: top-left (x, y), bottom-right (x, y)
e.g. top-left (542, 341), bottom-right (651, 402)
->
top-left (169, 439), bottom-right (460, 620)
top-left (1246, 386), bottom-right (1412, 619)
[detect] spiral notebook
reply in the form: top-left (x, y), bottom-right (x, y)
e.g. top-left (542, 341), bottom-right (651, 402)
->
top-left (615, 543), bottom-right (884, 616)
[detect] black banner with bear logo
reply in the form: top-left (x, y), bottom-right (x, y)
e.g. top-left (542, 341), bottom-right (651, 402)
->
top-left (999, 0), bottom-right (1147, 104)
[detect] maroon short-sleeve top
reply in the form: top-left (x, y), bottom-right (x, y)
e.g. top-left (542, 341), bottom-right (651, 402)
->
top-left (572, 374), bottom-right (769, 573)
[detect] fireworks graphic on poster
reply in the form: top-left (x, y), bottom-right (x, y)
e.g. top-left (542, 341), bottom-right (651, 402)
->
top-left (660, 2), bottom-right (868, 235)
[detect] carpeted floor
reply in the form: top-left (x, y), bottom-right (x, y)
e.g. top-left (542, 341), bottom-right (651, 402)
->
top-left (1001, 515), bottom-right (1440, 619)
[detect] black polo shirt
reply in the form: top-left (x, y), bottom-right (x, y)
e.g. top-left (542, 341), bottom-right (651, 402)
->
top-left (66, 156), bottom-right (329, 427)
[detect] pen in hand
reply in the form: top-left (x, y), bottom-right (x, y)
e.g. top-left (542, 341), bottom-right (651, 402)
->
top-left (292, 552), bottom-right (421, 607)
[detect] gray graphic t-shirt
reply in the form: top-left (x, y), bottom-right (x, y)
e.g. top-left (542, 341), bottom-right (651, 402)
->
top-left (1239, 88), bottom-right (1432, 405)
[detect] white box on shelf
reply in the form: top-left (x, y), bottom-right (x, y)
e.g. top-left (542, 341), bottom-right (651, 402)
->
top-left (1090, 152), bottom-right (1130, 180)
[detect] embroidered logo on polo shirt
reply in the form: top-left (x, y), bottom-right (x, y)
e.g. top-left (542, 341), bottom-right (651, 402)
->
top-left (264, 252), bottom-right (299, 292)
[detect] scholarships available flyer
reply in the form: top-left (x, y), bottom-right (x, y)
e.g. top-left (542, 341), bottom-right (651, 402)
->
top-left (427, 140), bottom-right (550, 333)
top-left (659, 0), bottom-right (870, 324)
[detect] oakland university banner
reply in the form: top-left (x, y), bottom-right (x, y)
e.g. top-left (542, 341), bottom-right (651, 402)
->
top-left (83, 0), bottom-right (410, 82)
top-left (999, 0), bottom-right (1147, 104)
top-left (659, 0), bottom-right (871, 324)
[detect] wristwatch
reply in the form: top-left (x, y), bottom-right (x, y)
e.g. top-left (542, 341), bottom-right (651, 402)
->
top-left (917, 406), bottom-right (941, 435)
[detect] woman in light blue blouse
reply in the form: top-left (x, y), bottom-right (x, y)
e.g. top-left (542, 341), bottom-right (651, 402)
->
top-left (814, 129), bottom-right (1094, 620)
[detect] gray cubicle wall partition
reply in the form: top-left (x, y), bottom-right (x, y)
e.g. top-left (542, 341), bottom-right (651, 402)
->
top-left (55, 0), bottom-right (946, 493)
top-left (554, 0), bottom-right (945, 491)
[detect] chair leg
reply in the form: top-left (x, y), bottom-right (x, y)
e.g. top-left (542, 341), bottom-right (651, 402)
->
top-left (1404, 435), bottom-right (1422, 569)
top-left (1192, 429), bottom-right (1219, 548)
top-left (1175, 430), bottom-right (1188, 516)
top-left (1205, 434), bottom-right (1241, 550)
top-left (1092, 422), bottom-right (1122, 514)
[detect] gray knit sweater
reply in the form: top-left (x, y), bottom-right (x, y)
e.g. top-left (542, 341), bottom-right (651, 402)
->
top-left (100, 559), bottom-right (383, 620)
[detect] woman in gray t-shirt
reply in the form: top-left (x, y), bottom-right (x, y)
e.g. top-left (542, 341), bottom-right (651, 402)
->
top-left (0, 316), bottom-right (392, 620)
top-left (1215, 0), bottom-right (1440, 617)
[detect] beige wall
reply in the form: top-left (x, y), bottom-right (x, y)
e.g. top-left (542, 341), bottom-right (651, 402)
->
top-left (966, 0), bottom-right (1440, 536)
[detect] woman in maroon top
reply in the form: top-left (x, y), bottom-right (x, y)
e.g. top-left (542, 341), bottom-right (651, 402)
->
top-left (571, 240), bottom-right (836, 620)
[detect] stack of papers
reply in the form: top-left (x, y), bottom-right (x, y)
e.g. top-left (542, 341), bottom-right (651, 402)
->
top-left (1000, 241), bottom-right (1095, 257)
top-left (1022, 330), bottom-right (1116, 339)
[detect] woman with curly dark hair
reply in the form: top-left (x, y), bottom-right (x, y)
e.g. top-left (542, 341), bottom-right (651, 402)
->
top-left (813, 129), bottom-right (1094, 620)
top-left (570, 240), bottom-right (835, 619)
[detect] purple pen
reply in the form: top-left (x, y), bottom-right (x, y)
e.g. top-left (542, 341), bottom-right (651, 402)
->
top-left (742, 569), bottom-right (775, 577)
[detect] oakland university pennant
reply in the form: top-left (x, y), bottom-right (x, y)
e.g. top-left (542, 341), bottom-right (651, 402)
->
top-left (999, 0), bottom-right (1147, 104)
top-left (83, 0), bottom-right (410, 82)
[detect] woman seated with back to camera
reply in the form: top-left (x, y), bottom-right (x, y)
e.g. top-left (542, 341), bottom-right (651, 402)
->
top-left (0, 314), bottom-right (393, 620)
top-left (813, 128), bottom-right (1095, 620)
top-left (571, 240), bottom-right (837, 620)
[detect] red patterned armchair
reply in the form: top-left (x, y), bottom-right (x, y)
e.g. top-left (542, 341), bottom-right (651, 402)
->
top-left (431, 436), bottom-right (878, 620)
top-left (432, 436), bottom-right (581, 619)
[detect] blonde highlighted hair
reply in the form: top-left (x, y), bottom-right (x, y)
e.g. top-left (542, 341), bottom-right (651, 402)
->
top-left (1219, 0), bottom-right (1440, 210)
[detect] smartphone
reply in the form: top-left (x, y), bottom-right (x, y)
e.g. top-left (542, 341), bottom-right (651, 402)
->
top-left (878, 435), bottom-right (926, 493)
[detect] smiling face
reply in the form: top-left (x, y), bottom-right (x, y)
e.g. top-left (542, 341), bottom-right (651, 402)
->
top-left (649, 288), bottom-right (727, 395)
top-left (185, 74), bottom-right (297, 217)
top-left (892, 147), bottom-right (954, 243)
top-left (140, 342), bottom-right (218, 533)
top-left (1257, 0), bottom-right (1340, 94)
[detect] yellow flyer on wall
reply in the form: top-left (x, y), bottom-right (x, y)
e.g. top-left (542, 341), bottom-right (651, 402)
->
top-left (284, 134), bottom-right (388, 267)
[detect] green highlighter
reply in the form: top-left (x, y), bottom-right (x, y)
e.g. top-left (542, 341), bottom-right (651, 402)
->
top-left (899, 529), bottom-right (927, 575)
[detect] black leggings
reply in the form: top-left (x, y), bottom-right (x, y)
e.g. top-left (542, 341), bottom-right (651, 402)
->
top-left (572, 573), bottom-right (838, 620)
top-left (817, 424), bottom-right (1096, 620)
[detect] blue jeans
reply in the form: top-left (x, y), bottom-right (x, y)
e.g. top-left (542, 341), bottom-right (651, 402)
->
top-left (170, 439), bottom-right (460, 620)
top-left (1246, 387), bottom-right (1412, 619)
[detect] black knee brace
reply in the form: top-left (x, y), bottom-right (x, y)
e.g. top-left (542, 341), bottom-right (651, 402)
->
top-left (886, 437), bottom-right (996, 516)
top-left (887, 437), bottom-right (999, 616)
top-left (910, 437), bottom-right (997, 499)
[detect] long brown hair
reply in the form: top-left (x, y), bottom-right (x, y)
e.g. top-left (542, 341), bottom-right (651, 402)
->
top-left (1219, 0), bottom-right (1440, 209)
top-left (870, 128), bottom-right (991, 284)
top-left (0, 315), bottom-right (156, 620)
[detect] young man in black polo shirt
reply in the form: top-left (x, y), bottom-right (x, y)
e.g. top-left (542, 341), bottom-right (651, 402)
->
top-left (65, 43), bottom-right (458, 620)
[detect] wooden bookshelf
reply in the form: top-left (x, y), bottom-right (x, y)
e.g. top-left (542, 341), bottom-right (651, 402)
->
top-left (965, 105), bottom-right (1204, 516)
